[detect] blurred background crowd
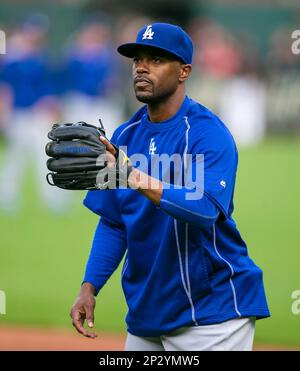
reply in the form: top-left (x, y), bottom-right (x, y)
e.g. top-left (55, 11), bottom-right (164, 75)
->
top-left (0, 0), bottom-right (299, 213)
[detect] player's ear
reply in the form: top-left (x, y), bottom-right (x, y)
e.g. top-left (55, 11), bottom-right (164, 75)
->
top-left (179, 64), bottom-right (192, 83)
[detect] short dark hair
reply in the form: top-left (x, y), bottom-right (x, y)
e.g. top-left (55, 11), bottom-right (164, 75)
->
top-left (133, 45), bottom-right (185, 64)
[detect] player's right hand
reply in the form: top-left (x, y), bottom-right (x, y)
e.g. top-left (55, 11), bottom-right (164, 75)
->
top-left (70, 282), bottom-right (97, 339)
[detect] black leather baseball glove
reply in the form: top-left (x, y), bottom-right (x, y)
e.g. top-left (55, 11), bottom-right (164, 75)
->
top-left (45, 121), bottom-right (132, 190)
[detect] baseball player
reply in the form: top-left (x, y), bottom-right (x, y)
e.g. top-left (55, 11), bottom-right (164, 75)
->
top-left (61, 17), bottom-right (123, 140)
top-left (49, 23), bottom-right (270, 350)
top-left (0, 19), bottom-right (70, 213)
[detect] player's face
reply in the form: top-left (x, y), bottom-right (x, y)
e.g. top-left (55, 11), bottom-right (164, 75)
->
top-left (132, 48), bottom-right (185, 104)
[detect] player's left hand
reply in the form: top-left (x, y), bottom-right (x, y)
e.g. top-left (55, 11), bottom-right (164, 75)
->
top-left (99, 135), bottom-right (117, 168)
top-left (45, 121), bottom-right (133, 190)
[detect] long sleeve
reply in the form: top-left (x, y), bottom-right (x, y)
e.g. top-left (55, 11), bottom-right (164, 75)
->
top-left (160, 184), bottom-right (220, 229)
top-left (82, 217), bottom-right (127, 295)
top-left (159, 118), bottom-right (238, 229)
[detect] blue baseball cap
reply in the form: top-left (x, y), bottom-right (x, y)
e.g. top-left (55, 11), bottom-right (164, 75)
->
top-left (117, 23), bottom-right (193, 64)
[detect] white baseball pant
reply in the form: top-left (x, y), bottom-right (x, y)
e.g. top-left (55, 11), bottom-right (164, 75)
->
top-left (125, 317), bottom-right (255, 351)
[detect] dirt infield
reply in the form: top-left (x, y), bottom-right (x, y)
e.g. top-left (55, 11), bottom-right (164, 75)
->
top-left (0, 325), bottom-right (299, 351)
top-left (0, 326), bottom-right (125, 351)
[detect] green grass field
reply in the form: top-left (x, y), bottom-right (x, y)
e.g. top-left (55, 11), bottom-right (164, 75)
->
top-left (0, 137), bottom-right (299, 346)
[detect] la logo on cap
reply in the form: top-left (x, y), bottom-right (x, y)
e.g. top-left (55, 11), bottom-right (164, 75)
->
top-left (142, 25), bottom-right (154, 40)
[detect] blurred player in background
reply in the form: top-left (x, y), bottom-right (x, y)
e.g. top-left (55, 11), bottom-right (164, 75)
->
top-left (188, 19), bottom-right (266, 147)
top-left (61, 15), bottom-right (124, 140)
top-left (0, 14), bottom-right (70, 213)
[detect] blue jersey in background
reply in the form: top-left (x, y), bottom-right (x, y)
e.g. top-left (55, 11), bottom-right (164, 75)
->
top-left (0, 51), bottom-right (55, 108)
top-left (61, 47), bottom-right (118, 97)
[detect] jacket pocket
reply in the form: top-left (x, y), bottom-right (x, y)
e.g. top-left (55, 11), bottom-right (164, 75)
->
top-left (187, 243), bottom-right (212, 300)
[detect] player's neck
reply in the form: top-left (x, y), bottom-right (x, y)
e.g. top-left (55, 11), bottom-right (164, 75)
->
top-left (147, 89), bottom-right (185, 123)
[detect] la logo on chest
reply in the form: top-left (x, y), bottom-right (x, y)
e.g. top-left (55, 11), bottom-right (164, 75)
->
top-left (149, 138), bottom-right (157, 155)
